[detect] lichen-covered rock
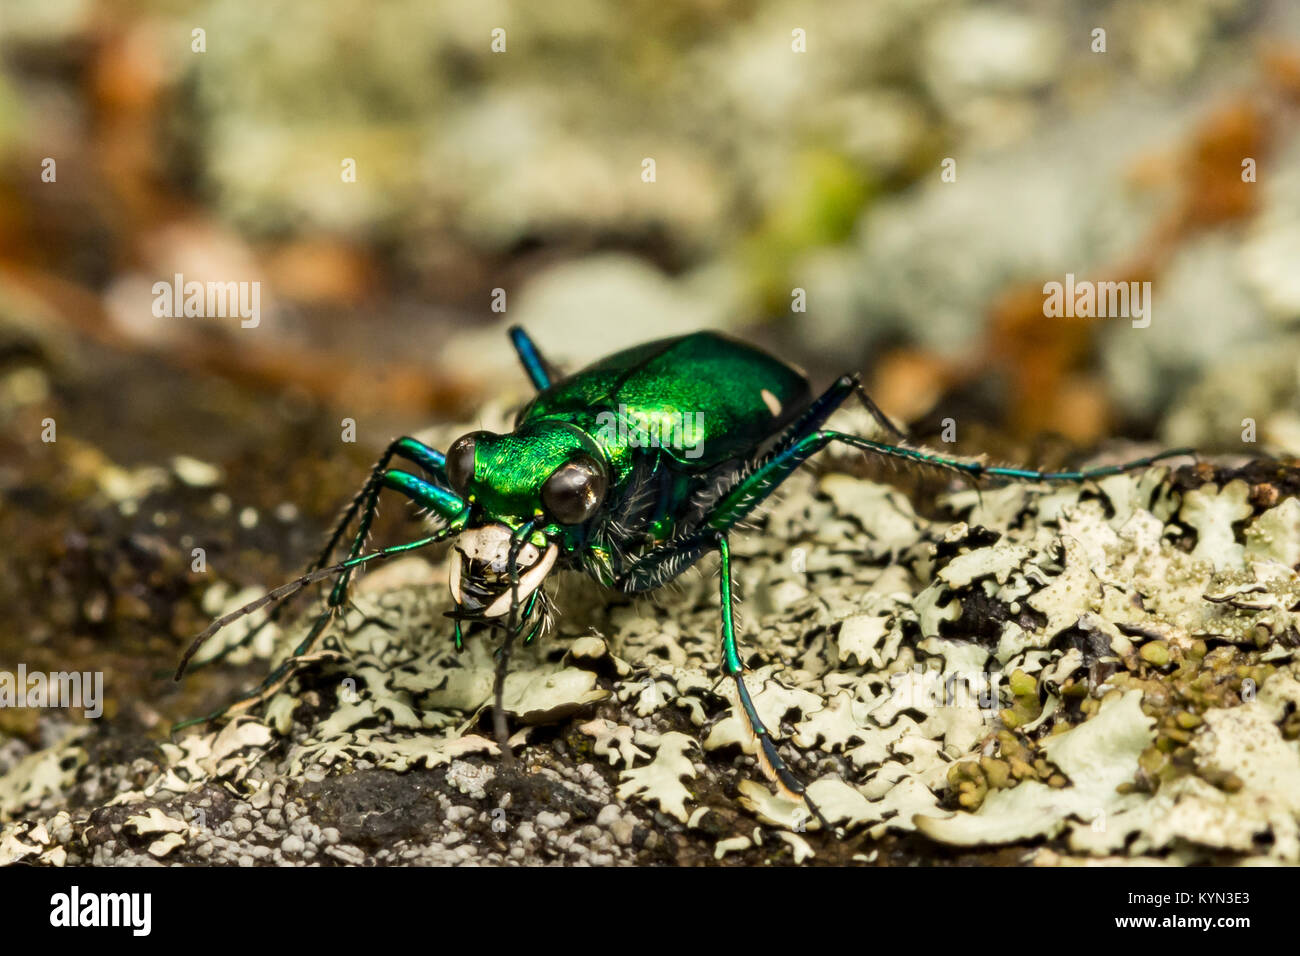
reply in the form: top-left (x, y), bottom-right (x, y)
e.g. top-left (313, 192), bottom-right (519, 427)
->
top-left (4, 439), bottom-right (1300, 865)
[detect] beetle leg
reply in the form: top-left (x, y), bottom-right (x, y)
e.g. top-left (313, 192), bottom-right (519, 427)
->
top-left (709, 379), bottom-right (1180, 542)
top-left (811, 432), bottom-right (1195, 483)
top-left (325, 467), bottom-right (462, 623)
top-left (185, 437), bottom-right (455, 677)
top-left (172, 472), bottom-right (465, 730)
top-left (716, 535), bottom-right (831, 831)
top-left (615, 430), bottom-right (1191, 587)
top-left (772, 374), bottom-right (907, 447)
top-left (314, 437), bottom-right (452, 581)
top-left (172, 521), bottom-right (463, 731)
top-left (611, 390), bottom-right (1190, 831)
top-left (291, 464), bottom-right (459, 664)
top-left (324, 440), bottom-right (453, 602)
top-left (850, 380), bottom-right (908, 441)
top-left (611, 535), bottom-right (833, 826)
top-left (703, 429), bottom-right (1192, 539)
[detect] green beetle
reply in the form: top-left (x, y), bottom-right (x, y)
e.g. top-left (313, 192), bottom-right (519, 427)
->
top-left (179, 326), bottom-right (1189, 826)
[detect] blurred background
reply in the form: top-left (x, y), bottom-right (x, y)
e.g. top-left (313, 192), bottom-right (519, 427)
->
top-left (2, 0), bottom-right (1299, 730)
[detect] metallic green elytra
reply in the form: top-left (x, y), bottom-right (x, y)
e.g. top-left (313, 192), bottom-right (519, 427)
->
top-left (177, 325), bottom-right (1193, 830)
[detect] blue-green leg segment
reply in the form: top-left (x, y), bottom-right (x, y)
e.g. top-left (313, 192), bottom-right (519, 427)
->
top-left (509, 325), bottom-right (558, 392)
top-left (820, 433), bottom-right (1194, 483)
top-left (327, 440), bottom-right (451, 602)
top-left (707, 432), bottom-right (1192, 537)
top-left (288, 438), bottom-right (451, 627)
top-left (615, 533), bottom-right (833, 826)
top-left (321, 466), bottom-right (463, 641)
top-left (717, 535), bottom-right (830, 830)
top-left (172, 466), bottom-right (465, 732)
top-left (280, 440), bottom-right (454, 655)
top-left (771, 375), bottom-right (855, 449)
top-left (773, 373), bottom-right (905, 456)
top-left (319, 437), bottom-right (448, 574)
top-left (181, 437), bottom-right (453, 679)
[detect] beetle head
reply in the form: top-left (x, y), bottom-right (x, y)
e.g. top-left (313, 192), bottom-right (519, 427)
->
top-left (443, 421), bottom-right (608, 621)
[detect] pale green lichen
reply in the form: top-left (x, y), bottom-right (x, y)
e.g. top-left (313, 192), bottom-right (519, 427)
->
top-left (917, 690), bottom-right (1154, 845)
top-left (0, 731), bottom-right (87, 822)
top-left (615, 731), bottom-right (698, 823)
top-left (7, 440), bottom-right (1300, 866)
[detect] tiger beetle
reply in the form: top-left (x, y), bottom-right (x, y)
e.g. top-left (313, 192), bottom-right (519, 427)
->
top-left (176, 326), bottom-right (1191, 828)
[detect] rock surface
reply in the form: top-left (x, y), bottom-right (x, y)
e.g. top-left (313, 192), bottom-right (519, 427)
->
top-left (5, 399), bottom-right (1300, 866)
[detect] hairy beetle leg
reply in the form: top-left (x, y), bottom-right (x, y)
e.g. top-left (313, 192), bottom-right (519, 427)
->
top-left (718, 535), bottom-right (832, 832)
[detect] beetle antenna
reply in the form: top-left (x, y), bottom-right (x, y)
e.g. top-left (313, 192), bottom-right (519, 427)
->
top-left (175, 528), bottom-right (455, 682)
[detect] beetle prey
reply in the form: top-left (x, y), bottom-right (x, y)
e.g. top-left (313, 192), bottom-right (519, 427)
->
top-left (177, 327), bottom-right (1190, 826)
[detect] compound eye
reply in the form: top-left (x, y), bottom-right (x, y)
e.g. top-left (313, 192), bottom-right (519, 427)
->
top-left (541, 455), bottom-right (608, 525)
top-left (446, 433), bottom-right (484, 496)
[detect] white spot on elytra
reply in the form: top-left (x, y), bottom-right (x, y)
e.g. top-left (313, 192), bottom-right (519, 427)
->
top-left (760, 389), bottom-right (782, 417)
